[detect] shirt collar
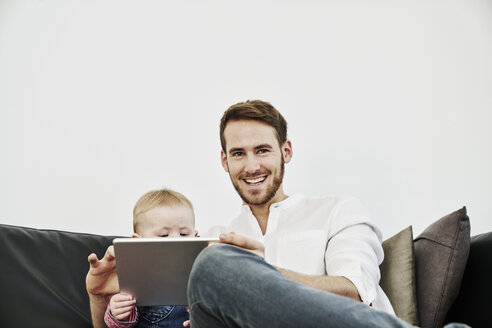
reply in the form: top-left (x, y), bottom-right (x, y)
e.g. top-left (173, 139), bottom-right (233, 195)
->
top-left (240, 193), bottom-right (304, 213)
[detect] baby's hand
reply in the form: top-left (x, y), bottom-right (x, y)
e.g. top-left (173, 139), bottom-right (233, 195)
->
top-left (183, 306), bottom-right (190, 327)
top-left (86, 245), bottom-right (119, 298)
top-left (109, 293), bottom-right (136, 321)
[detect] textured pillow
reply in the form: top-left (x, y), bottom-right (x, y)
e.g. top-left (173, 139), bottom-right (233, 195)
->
top-left (380, 226), bottom-right (419, 326)
top-left (414, 207), bottom-right (470, 328)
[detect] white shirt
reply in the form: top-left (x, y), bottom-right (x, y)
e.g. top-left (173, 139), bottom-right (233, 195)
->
top-left (209, 193), bottom-right (394, 314)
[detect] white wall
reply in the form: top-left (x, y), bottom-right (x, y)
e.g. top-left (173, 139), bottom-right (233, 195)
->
top-left (1, 0), bottom-right (491, 240)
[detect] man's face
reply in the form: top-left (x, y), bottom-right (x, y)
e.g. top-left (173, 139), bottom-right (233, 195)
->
top-left (221, 120), bottom-right (292, 206)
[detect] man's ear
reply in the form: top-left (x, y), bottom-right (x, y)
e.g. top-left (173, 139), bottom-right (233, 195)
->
top-left (131, 233), bottom-right (141, 238)
top-left (282, 140), bottom-right (293, 164)
top-left (221, 150), bottom-right (229, 173)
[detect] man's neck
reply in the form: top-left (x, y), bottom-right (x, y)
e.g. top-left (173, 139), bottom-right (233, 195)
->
top-left (249, 204), bottom-right (270, 235)
top-left (247, 192), bottom-right (288, 235)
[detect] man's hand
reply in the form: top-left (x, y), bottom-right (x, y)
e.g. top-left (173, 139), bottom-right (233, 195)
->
top-left (86, 245), bottom-right (119, 297)
top-left (219, 232), bottom-right (265, 258)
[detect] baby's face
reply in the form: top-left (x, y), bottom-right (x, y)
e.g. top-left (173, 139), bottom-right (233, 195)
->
top-left (135, 205), bottom-right (196, 238)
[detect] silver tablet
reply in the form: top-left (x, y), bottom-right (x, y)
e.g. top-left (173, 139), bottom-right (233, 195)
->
top-left (113, 237), bottom-right (218, 306)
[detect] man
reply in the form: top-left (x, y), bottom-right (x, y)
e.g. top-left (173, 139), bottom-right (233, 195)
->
top-left (185, 100), bottom-right (467, 327)
top-left (211, 100), bottom-right (392, 309)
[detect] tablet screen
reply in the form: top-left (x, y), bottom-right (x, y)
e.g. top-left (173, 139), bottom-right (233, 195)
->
top-left (113, 237), bottom-right (218, 306)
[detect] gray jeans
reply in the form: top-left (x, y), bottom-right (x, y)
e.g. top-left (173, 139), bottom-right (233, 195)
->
top-left (187, 244), bottom-right (469, 328)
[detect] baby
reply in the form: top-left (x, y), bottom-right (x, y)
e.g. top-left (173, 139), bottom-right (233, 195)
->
top-left (104, 188), bottom-right (197, 328)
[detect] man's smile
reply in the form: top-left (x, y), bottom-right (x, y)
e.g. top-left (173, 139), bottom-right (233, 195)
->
top-left (244, 176), bottom-right (267, 185)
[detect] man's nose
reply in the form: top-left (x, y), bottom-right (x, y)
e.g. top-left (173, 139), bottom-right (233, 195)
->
top-left (244, 155), bottom-right (261, 173)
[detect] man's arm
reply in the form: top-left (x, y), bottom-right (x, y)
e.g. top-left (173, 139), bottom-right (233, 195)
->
top-left (275, 268), bottom-right (362, 302)
top-left (218, 232), bottom-right (361, 302)
top-left (86, 246), bottom-right (120, 328)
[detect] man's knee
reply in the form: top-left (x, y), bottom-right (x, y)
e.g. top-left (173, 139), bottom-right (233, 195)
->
top-left (190, 244), bottom-right (235, 285)
top-left (188, 244), bottom-right (238, 303)
top-left (193, 244), bottom-right (232, 271)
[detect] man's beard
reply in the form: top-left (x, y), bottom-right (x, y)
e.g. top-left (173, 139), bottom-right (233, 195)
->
top-left (230, 157), bottom-right (285, 206)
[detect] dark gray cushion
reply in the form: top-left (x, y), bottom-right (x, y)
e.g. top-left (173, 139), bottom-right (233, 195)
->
top-left (380, 226), bottom-right (419, 326)
top-left (445, 231), bottom-right (492, 327)
top-left (414, 207), bottom-right (470, 328)
top-left (0, 224), bottom-right (118, 328)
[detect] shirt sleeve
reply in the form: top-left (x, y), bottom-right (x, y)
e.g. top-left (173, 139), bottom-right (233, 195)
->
top-left (324, 197), bottom-right (384, 306)
top-left (104, 304), bottom-right (138, 328)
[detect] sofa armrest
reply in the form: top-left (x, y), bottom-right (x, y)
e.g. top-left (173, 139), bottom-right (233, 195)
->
top-left (0, 223), bottom-right (118, 327)
top-left (445, 231), bottom-right (492, 327)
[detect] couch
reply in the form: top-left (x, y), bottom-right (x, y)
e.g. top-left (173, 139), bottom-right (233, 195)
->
top-left (0, 207), bottom-right (491, 328)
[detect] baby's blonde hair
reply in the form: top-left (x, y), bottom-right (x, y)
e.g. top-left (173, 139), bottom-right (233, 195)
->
top-left (133, 189), bottom-right (194, 233)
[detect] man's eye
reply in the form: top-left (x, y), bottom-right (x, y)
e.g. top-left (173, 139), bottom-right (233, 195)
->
top-left (257, 149), bottom-right (268, 154)
top-left (232, 152), bottom-right (243, 157)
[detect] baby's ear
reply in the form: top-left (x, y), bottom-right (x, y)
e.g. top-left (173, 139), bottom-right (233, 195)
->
top-left (131, 233), bottom-right (141, 238)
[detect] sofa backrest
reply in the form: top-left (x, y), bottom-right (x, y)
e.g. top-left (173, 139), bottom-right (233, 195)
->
top-left (0, 223), bottom-right (119, 328)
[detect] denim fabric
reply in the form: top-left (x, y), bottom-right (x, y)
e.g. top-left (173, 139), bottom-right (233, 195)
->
top-left (136, 305), bottom-right (188, 328)
top-left (187, 244), bottom-right (470, 328)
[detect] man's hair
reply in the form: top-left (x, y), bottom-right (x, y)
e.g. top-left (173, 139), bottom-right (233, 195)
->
top-left (219, 100), bottom-right (288, 152)
top-left (133, 188), bottom-right (194, 232)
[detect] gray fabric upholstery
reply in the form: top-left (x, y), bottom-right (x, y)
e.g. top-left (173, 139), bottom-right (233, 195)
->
top-left (414, 207), bottom-right (470, 328)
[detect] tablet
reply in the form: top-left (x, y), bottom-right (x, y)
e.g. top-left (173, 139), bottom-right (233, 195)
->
top-left (113, 237), bottom-right (218, 306)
